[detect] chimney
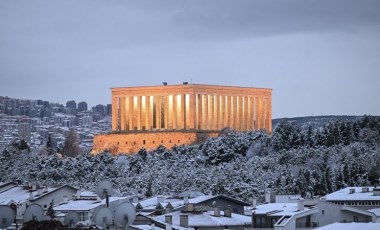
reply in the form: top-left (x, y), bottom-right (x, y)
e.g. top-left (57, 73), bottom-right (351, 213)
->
top-left (214, 207), bottom-right (220, 217)
top-left (151, 223), bottom-right (155, 230)
top-left (32, 183), bottom-right (36, 191)
top-left (44, 186), bottom-right (48, 193)
top-left (184, 195), bottom-right (189, 205)
top-left (179, 215), bottom-right (188, 227)
top-left (170, 192), bottom-right (177, 198)
top-left (297, 198), bottom-right (304, 211)
top-left (374, 188), bottom-right (380, 196)
top-left (165, 215), bottom-right (172, 225)
top-left (28, 182), bottom-right (32, 188)
top-left (252, 198), bottom-right (257, 209)
top-left (157, 196), bottom-right (165, 204)
top-left (77, 190), bottom-right (81, 199)
top-left (224, 208), bottom-right (231, 217)
top-left (166, 224), bottom-right (172, 230)
top-left (265, 191), bottom-right (271, 203)
top-left (29, 192), bottom-right (33, 200)
top-left (187, 203), bottom-right (194, 212)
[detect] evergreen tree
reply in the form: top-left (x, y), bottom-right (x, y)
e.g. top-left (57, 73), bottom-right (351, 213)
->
top-left (45, 135), bottom-right (55, 155)
top-left (62, 129), bottom-right (81, 157)
top-left (47, 199), bottom-right (55, 220)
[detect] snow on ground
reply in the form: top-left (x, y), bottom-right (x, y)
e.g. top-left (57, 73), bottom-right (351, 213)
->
top-left (316, 222), bottom-right (380, 230)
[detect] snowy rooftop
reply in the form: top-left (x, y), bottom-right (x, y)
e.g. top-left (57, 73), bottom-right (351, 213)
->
top-left (325, 187), bottom-right (380, 201)
top-left (316, 223), bottom-right (380, 230)
top-left (154, 210), bottom-right (251, 227)
top-left (0, 185), bottom-right (61, 205)
top-left (368, 208), bottom-right (380, 217)
top-left (138, 195), bottom-right (214, 210)
top-left (252, 203), bottom-right (316, 216)
top-left (54, 196), bottom-right (128, 211)
top-left (79, 191), bottom-right (97, 197)
top-left (130, 224), bottom-right (165, 230)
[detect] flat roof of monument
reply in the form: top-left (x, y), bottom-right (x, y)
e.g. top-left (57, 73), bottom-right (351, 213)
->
top-left (111, 84), bottom-right (272, 91)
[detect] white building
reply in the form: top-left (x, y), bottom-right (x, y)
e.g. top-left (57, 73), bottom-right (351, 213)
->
top-left (325, 186), bottom-right (380, 210)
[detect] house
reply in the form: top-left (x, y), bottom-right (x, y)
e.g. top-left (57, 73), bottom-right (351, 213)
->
top-left (310, 199), bottom-right (378, 226)
top-left (53, 190), bottom-right (132, 226)
top-left (135, 191), bottom-right (250, 216)
top-left (308, 186), bottom-right (380, 226)
top-left (325, 186), bottom-right (380, 210)
top-left (0, 182), bottom-right (77, 225)
top-left (250, 198), bottom-right (318, 230)
top-left (154, 206), bottom-right (251, 230)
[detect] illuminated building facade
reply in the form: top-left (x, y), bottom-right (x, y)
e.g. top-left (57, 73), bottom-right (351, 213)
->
top-left (93, 84), bottom-right (272, 154)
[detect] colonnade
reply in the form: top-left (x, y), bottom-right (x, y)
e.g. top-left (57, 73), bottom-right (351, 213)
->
top-left (112, 94), bottom-right (271, 132)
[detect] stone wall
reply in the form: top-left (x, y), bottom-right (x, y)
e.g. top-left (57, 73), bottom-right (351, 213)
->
top-left (92, 131), bottom-right (219, 155)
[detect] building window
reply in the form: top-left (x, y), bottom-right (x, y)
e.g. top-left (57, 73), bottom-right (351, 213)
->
top-left (353, 216), bottom-right (359, 222)
top-left (143, 140), bottom-right (146, 145)
top-left (322, 210), bottom-right (324, 215)
top-left (178, 140), bottom-right (180, 143)
top-left (126, 141), bottom-right (128, 144)
top-left (232, 208), bottom-right (238, 213)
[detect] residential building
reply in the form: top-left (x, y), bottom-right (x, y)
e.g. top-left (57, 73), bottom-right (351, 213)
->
top-left (18, 122), bottom-right (31, 143)
top-left (77, 101), bottom-right (88, 112)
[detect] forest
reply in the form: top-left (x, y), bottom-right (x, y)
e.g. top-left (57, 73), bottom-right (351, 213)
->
top-left (1, 115), bottom-right (379, 202)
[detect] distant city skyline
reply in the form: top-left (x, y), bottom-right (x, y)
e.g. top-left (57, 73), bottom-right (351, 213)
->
top-left (1, 0), bottom-right (380, 118)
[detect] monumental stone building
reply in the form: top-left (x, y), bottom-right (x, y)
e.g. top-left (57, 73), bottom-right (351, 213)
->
top-left (92, 84), bottom-right (272, 154)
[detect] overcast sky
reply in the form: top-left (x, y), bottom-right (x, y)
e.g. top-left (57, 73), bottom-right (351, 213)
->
top-left (1, 0), bottom-right (379, 118)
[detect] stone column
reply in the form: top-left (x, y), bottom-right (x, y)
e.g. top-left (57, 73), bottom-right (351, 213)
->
top-left (145, 96), bottom-right (150, 130)
top-left (120, 97), bottom-right (126, 131)
top-left (140, 96), bottom-right (145, 130)
top-left (253, 96), bottom-right (257, 130)
top-left (197, 94), bottom-right (203, 130)
top-left (111, 96), bottom-right (118, 131)
top-left (243, 96), bottom-right (249, 131)
top-left (181, 94), bottom-right (186, 130)
top-left (172, 94), bottom-right (177, 130)
top-left (220, 95), bottom-right (226, 128)
top-left (136, 96), bottom-right (141, 130)
top-left (164, 95), bottom-right (169, 130)
top-left (248, 97), bottom-right (254, 130)
top-left (128, 96), bottom-right (133, 131)
top-left (226, 96), bottom-right (231, 128)
top-left (215, 95), bottom-right (220, 130)
top-left (208, 95), bottom-right (213, 130)
top-left (154, 96), bottom-right (160, 130)
top-left (232, 96), bottom-right (238, 130)
top-left (189, 94), bottom-right (196, 129)
top-left (204, 95), bottom-right (208, 130)
top-left (237, 96), bottom-right (243, 131)
top-left (256, 97), bottom-right (261, 130)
